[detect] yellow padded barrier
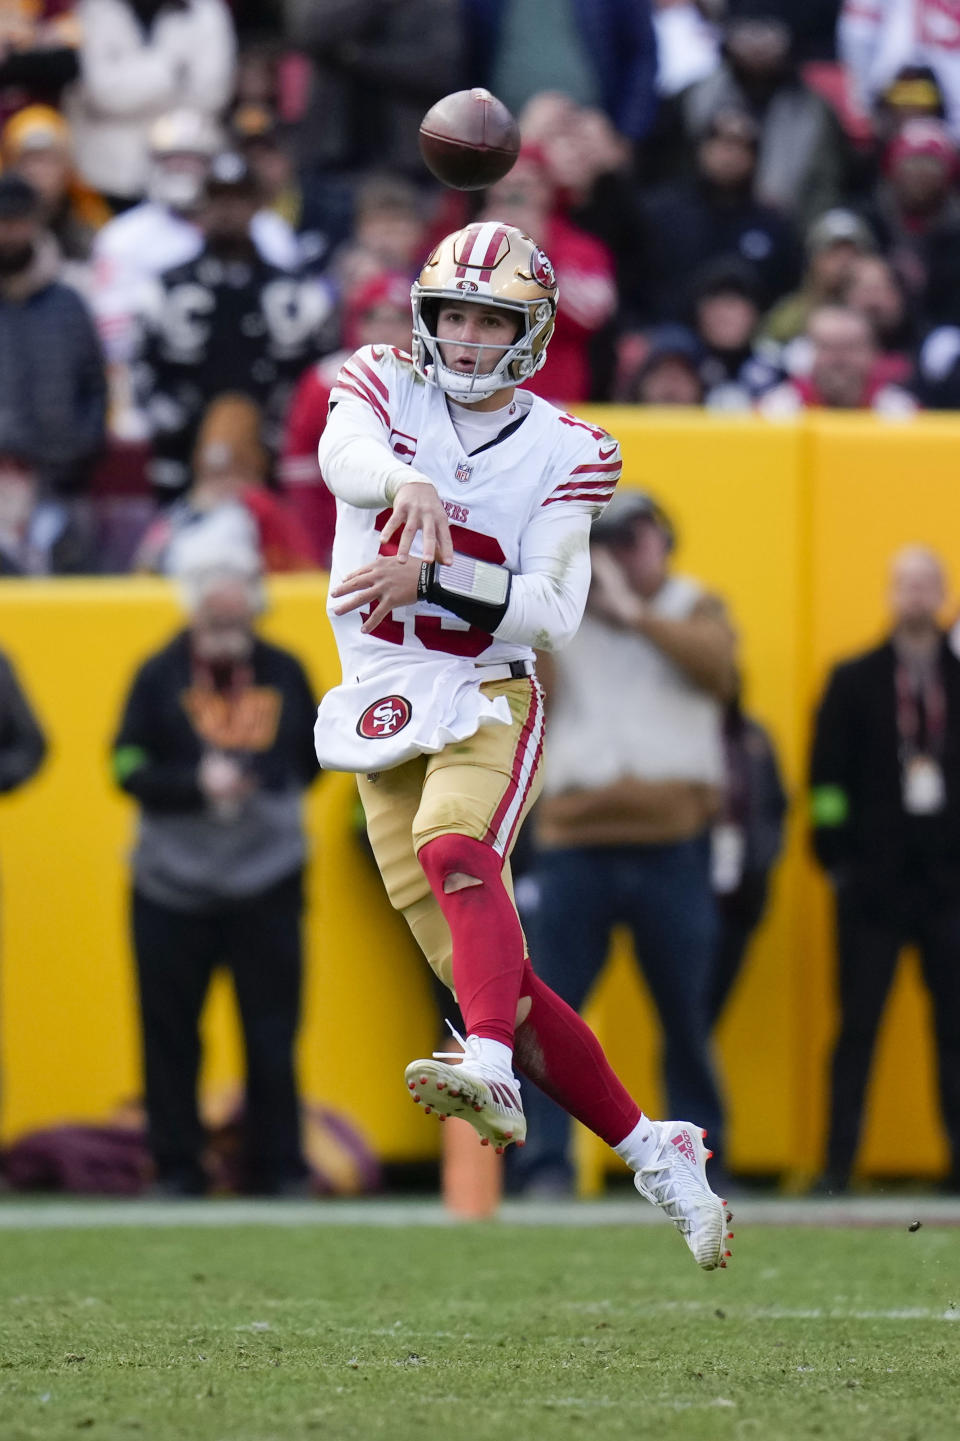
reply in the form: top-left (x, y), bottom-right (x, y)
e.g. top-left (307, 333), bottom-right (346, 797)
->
top-left (0, 577), bottom-right (437, 1161)
top-left (0, 408), bottom-right (957, 1182)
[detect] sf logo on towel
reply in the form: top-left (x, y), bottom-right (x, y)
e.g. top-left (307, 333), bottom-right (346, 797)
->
top-left (357, 695), bottom-right (412, 739)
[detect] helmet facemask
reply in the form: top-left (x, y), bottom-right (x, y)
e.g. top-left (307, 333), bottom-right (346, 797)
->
top-left (411, 291), bottom-right (554, 403)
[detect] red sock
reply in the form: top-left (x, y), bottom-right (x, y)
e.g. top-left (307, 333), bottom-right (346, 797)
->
top-left (514, 958), bottom-right (643, 1147)
top-left (418, 833), bottom-right (525, 1049)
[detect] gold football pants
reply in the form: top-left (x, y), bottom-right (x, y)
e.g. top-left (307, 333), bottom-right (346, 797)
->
top-left (357, 676), bottom-right (544, 990)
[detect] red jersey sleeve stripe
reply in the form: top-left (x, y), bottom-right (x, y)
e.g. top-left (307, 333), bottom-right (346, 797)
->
top-left (542, 488), bottom-right (617, 507)
top-left (552, 477), bottom-right (621, 492)
top-left (353, 355), bottom-right (389, 401)
top-left (570, 461), bottom-right (621, 474)
top-left (335, 379), bottom-right (390, 428)
top-left (340, 365), bottom-right (392, 423)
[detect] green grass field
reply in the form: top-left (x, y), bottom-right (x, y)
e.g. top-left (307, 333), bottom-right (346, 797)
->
top-left (1, 1203), bottom-right (958, 1441)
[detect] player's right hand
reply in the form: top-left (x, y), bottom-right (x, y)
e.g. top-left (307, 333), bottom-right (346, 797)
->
top-left (381, 480), bottom-right (454, 566)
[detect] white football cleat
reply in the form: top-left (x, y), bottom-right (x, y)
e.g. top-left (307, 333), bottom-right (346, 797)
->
top-left (404, 1034), bottom-right (526, 1154)
top-left (634, 1121), bottom-right (733, 1271)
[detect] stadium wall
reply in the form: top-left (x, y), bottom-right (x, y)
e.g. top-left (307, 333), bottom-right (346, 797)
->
top-left (0, 409), bottom-right (956, 1184)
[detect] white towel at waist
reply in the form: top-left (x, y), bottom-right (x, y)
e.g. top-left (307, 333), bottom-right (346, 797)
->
top-left (313, 656), bottom-right (513, 773)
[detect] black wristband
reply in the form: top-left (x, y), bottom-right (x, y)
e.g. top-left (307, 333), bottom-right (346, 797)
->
top-left (417, 556), bottom-right (512, 633)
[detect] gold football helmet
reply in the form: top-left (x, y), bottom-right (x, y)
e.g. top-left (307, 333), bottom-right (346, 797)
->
top-left (411, 221), bottom-right (558, 402)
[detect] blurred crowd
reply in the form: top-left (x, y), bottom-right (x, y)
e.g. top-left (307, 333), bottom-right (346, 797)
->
top-left (3, 0), bottom-right (960, 577)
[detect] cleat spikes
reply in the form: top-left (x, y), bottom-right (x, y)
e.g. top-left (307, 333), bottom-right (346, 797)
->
top-left (702, 1129), bottom-right (708, 1139)
top-left (495, 1145), bottom-right (504, 1155)
top-left (706, 1150), bottom-right (714, 1160)
top-left (727, 1231), bottom-right (734, 1239)
top-left (403, 1049), bottom-right (527, 1152)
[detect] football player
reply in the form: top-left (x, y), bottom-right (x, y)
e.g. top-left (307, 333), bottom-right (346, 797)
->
top-left (313, 222), bottom-right (733, 1269)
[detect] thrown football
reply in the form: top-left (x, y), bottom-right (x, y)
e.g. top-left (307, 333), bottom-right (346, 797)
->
top-left (419, 88), bottom-right (520, 191)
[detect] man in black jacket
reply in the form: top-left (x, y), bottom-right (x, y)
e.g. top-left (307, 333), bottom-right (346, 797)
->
top-left (138, 151), bottom-right (334, 497)
top-left (810, 546), bottom-right (960, 1192)
top-left (0, 173), bottom-right (106, 496)
top-left (112, 563), bottom-right (321, 1195)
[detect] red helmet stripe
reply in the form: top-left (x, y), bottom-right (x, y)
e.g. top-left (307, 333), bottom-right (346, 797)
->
top-left (454, 222), bottom-right (509, 279)
top-left (454, 223), bottom-right (485, 277)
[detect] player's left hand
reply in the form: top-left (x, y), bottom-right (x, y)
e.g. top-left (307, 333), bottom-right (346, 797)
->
top-left (331, 555), bottom-right (423, 632)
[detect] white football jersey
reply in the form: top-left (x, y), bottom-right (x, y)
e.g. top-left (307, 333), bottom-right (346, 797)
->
top-left (324, 344), bottom-right (622, 686)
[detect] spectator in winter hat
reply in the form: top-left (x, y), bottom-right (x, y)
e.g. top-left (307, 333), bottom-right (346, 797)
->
top-left (873, 65), bottom-right (948, 149)
top-left (761, 207), bottom-right (876, 347)
top-left (2, 105), bottom-right (110, 273)
top-left (690, 257), bottom-right (782, 408)
top-left (627, 326), bottom-right (706, 406)
top-left (862, 118), bottom-right (960, 327)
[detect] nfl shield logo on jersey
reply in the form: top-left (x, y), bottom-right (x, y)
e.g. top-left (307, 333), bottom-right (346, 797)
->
top-left (455, 459), bottom-right (473, 484)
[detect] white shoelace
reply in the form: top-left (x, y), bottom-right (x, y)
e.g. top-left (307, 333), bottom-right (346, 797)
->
top-left (431, 1022), bottom-right (520, 1110)
top-left (432, 1018), bottom-right (471, 1062)
top-left (638, 1155), bottom-right (712, 1236)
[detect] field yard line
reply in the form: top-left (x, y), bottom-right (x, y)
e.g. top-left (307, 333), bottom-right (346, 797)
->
top-left (0, 1195), bottom-right (958, 1229)
top-left (326, 1304), bottom-right (959, 1330)
top-left (557, 1300), bottom-right (960, 1322)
